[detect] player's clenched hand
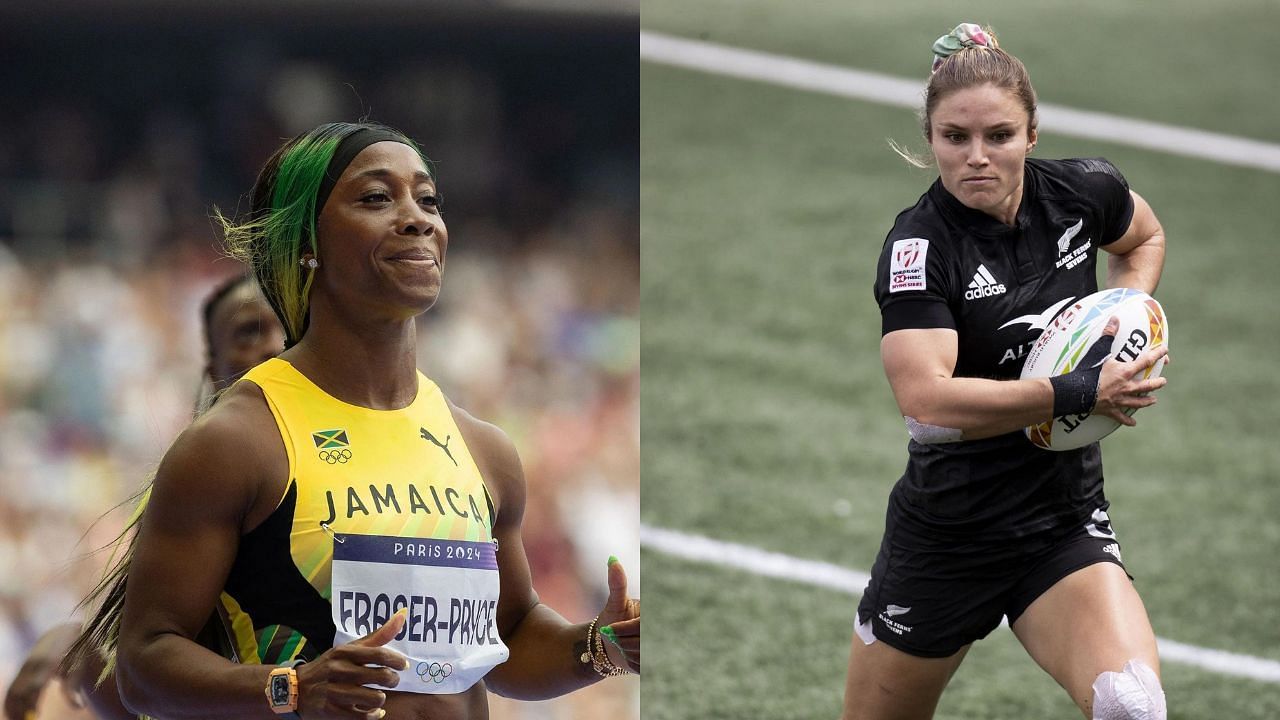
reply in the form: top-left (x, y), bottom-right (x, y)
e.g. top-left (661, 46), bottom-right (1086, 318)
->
top-left (296, 609), bottom-right (409, 720)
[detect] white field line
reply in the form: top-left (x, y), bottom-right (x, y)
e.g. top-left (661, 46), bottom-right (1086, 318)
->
top-left (640, 31), bottom-right (1280, 174)
top-left (641, 523), bottom-right (1280, 684)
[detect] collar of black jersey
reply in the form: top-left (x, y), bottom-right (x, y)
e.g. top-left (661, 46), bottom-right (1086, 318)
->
top-left (929, 160), bottom-right (1038, 238)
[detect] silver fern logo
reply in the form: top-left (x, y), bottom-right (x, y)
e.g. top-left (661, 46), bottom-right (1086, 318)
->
top-left (884, 604), bottom-right (911, 617)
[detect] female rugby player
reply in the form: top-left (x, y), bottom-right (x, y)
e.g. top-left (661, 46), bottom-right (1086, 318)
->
top-left (841, 24), bottom-right (1169, 720)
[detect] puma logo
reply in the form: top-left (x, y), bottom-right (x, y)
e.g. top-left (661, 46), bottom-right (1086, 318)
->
top-left (419, 427), bottom-right (458, 466)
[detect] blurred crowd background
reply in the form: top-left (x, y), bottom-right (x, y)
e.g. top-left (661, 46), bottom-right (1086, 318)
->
top-left (0, 2), bottom-right (638, 718)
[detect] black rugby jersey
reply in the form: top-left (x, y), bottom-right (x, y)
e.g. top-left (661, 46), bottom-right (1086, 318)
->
top-left (872, 157), bottom-right (1135, 538)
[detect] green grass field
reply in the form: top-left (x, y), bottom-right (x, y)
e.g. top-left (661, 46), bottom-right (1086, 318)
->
top-left (641, 3), bottom-right (1280, 718)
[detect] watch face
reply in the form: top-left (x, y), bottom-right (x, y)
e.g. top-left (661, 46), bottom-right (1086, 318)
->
top-left (270, 675), bottom-right (291, 705)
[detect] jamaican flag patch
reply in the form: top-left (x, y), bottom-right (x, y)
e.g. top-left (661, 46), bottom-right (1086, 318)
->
top-left (312, 429), bottom-right (352, 464)
top-left (312, 429), bottom-right (349, 448)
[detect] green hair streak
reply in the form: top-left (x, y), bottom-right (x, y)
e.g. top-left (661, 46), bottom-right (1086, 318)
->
top-left (218, 122), bottom-right (431, 348)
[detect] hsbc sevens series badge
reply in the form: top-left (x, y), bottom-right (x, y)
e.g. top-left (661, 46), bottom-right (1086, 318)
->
top-left (889, 238), bottom-right (929, 293)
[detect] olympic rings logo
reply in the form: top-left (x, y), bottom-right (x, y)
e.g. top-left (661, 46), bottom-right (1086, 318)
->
top-left (416, 661), bottom-right (453, 684)
top-left (318, 448), bottom-right (352, 464)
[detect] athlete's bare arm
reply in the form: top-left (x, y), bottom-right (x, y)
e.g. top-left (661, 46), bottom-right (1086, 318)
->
top-left (1103, 190), bottom-right (1165, 295)
top-left (882, 327), bottom-right (1167, 440)
top-left (449, 402), bottom-right (638, 700)
top-left (883, 328), bottom-right (1056, 440)
top-left (116, 383), bottom-right (289, 717)
top-left (117, 383), bottom-right (406, 720)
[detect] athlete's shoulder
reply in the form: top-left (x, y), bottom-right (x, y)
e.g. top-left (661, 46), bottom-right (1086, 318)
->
top-left (179, 382), bottom-right (278, 468)
top-left (873, 183), bottom-right (968, 306)
top-left (152, 381), bottom-right (281, 523)
top-left (444, 397), bottom-right (502, 441)
top-left (445, 398), bottom-right (523, 514)
top-left (885, 184), bottom-right (954, 245)
top-left (1030, 157), bottom-right (1133, 243)
top-left (879, 188), bottom-right (959, 281)
top-left (879, 185), bottom-right (963, 264)
top-left (237, 357), bottom-right (312, 400)
top-left (1031, 157), bottom-right (1130, 193)
top-left (240, 356), bottom-right (289, 381)
top-left (447, 399), bottom-right (519, 470)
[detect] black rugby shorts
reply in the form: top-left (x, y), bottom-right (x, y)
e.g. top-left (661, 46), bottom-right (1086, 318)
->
top-left (854, 507), bottom-right (1130, 658)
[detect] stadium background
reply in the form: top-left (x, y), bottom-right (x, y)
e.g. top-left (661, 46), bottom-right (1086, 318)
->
top-left (641, 2), bottom-right (1280, 719)
top-left (0, 2), bottom-right (638, 718)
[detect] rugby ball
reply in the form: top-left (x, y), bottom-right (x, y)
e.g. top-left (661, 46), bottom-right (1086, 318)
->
top-left (1019, 288), bottom-right (1168, 451)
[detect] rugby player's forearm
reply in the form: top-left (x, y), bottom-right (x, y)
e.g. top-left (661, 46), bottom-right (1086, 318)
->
top-left (483, 603), bottom-right (603, 700)
top-left (902, 375), bottom-right (1056, 441)
top-left (118, 634), bottom-right (276, 719)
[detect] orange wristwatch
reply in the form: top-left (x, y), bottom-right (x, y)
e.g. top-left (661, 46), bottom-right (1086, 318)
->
top-left (265, 659), bottom-right (304, 717)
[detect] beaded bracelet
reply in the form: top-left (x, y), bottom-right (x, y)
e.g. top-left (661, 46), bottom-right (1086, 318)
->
top-left (580, 616), bottom-right (629, 677)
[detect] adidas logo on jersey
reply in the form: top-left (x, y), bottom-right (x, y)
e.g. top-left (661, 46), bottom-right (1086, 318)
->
top-left (964, 264), bottom-right (1007, 300)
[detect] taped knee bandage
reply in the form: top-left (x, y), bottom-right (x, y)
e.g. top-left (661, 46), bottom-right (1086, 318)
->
top-left (1092, 659), bottom-right (1166, 720)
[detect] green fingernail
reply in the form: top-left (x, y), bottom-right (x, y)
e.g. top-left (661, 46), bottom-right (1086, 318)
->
top-left (608, 555), bottom-right (619, 566)
top-left (600, 625), bottom-right (617, 641)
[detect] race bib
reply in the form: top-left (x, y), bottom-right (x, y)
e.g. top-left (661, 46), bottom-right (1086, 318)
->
top-left (331, 533), bottom-right (509, 694)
